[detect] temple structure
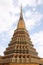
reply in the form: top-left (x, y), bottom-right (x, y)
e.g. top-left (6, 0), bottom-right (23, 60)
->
top-left (0, 6), bottom-right (43, 65)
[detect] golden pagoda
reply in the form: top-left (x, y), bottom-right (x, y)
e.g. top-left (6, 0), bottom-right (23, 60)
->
top-left (0, 6), bottom-right (43, 65)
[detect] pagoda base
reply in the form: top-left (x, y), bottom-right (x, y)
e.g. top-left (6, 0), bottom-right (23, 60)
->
top-left (0, 63), bottom-right (41, 65)
top-left (0, 54), bottom-right (43, 65)
top-left (10, 63), bottom-right (40, 65)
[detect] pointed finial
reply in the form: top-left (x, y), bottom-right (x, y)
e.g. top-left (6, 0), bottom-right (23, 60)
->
top-left (20, 4), bottom-right (22, 11)
top-left (20, 4), bottom-right (23, 19)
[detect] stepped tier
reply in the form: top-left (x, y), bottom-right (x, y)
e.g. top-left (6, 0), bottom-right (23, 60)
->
top-left (4, 8), bottom-right (38, 56)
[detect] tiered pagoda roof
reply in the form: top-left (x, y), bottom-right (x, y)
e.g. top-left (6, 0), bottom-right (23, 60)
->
top-left (4, 6), bottom-right (38, 56)
top-left (0, 6), bottom-right (43, 64)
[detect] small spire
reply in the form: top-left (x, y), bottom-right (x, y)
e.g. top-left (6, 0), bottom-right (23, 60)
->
top-left (20, 5), bottom-right (23, 19)
top-left (17, 5), bottom-right (26, 29)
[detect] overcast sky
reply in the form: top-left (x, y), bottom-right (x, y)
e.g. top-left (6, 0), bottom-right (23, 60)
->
top-left (0, 0), bottom-right (43, 58)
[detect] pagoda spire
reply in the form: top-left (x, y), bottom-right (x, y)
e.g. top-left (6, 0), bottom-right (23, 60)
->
top-left (20, 5), bottom-right (23, 19)
top-left (17, 5), bottom-right (26, 29)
